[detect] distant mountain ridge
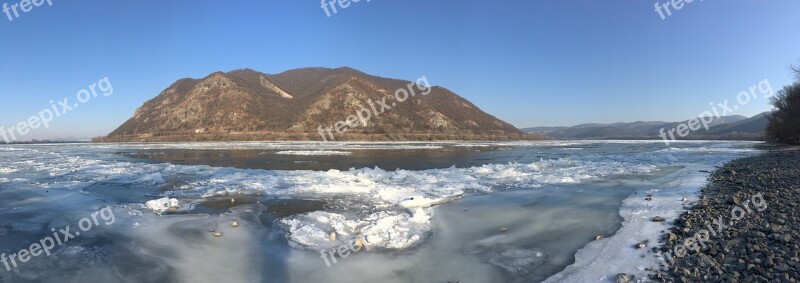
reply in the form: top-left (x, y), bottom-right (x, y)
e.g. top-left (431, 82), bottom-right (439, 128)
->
top-left (523, 113), bottom-right (769, 140)
top-left (97, 67), bottom-right (540, 142)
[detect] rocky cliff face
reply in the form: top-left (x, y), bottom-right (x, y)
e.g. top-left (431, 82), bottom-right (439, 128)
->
top-left (101, 67), bottom-right (538, 142)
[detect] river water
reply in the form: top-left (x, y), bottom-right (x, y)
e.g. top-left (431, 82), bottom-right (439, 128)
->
top-left (0, 141), bottom-right (758, 282)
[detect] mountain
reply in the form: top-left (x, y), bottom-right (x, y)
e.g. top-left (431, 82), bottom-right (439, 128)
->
top-left (522, 113), bottom-right (768, 140)
top-left (703, 112), bottom-right (770, 135)
top-left (97, 67), bottom-right (540, 142)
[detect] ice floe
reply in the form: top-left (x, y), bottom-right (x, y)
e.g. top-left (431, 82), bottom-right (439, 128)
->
top-left (280, 208), bottom-right (433, 250)
top-left (275, 150), bottom-right (352, 156)
top-left (146, 197), bottom-right (180, 213)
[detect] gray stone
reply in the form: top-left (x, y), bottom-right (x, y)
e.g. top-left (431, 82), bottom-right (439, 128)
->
top-left (615, 273), bottom-right (633, 283)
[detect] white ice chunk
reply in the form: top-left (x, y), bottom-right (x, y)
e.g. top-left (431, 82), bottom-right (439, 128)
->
top-left (145, 197), bottom-right (180, 213)
top-left (280, 208), bottom-right (433, 250)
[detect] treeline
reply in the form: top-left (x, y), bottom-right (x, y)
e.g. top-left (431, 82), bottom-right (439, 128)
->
top-left (766, 65), bottom-right (800, 144)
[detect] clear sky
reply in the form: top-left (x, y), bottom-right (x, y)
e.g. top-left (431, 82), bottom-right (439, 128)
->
top-left (1, 0), bottom-right (799, 140)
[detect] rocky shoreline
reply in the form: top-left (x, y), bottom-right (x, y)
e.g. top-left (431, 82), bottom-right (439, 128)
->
top-left (651, 147), bottom-right (800, 282)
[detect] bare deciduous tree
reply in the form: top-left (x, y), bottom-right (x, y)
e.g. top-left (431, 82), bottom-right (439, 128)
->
top-left (766, 64), bottom-right (800, 144)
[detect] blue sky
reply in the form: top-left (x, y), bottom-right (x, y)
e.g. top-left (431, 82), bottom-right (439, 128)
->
top-left (1, 0), bottom-right (799, 140)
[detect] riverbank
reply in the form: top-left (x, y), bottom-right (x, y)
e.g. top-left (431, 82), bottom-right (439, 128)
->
top-left (653, 148), bottom-right (800, 282)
